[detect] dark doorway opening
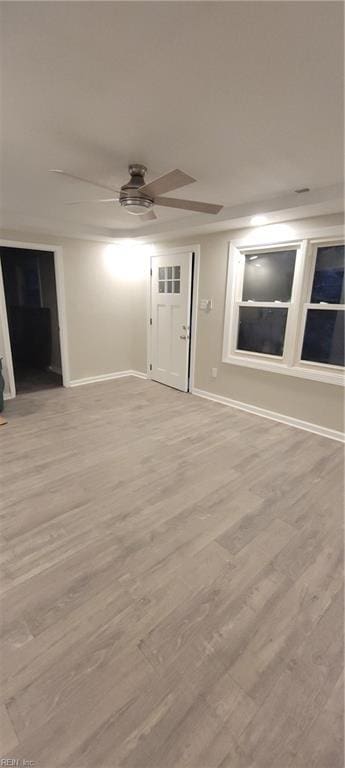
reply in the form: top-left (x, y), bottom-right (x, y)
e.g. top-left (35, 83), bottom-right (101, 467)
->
top-left (0, 247), bottom-right (63, 394)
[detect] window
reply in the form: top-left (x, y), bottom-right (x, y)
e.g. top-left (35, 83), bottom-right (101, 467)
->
top-left (223, 238), bottom-right (345, 385)
top-left (242, 249), bottom-right (296, 303)
top-left (236, 248), bottom-right (297, 358)
top-left (301, 244), bottom-right (344, 368)
top-left (158, 265), bottom-right (180, 294)
top-left (238, 306), bottom-right (288, 356)
top-left (301, 310), bottom-right (344, 367)
top-left (310, 245), bottom-right (344, 304)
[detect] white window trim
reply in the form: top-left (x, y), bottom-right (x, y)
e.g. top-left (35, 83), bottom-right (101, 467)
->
top-left (222, 236), bottom-right (345, 386)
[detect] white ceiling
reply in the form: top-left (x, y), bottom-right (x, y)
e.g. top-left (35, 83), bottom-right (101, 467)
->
top-left (1, 1), bottom-right (344, 240)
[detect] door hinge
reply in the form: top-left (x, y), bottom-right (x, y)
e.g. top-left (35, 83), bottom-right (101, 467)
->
top-left (150, 268), bottom-right (152, 276)
top-left (150, 318), bottom-right (152, 325)
top-left (149, 363), bottom-right (152, 371)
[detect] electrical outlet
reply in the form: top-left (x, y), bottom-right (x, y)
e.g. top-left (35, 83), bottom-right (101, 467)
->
top-left (211, 367), bottom-right (218, 378)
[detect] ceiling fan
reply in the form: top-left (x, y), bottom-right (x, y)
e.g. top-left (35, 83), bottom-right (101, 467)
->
top-left (49, 164), bottom-right (223, 221)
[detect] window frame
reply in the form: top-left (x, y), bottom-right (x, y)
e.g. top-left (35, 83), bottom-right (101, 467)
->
top-left (222, 236), bottom-right (345, 386)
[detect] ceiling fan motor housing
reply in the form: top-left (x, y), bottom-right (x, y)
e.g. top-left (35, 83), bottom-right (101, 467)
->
top-left (120, 163), bottom-right (154, 214)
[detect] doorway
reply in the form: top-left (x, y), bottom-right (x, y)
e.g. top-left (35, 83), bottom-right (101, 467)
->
top-left (0, 246), bottom-right (63, 394)
top-left (149, 247), bottom-right (198, 392)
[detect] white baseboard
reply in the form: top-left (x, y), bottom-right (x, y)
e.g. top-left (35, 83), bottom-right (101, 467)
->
top-left (69, 370), bottom-right (147, 387)
top-left (191, 387), bottom-right (345, 443)
top-left (130, 370), bottom-right (148, 380)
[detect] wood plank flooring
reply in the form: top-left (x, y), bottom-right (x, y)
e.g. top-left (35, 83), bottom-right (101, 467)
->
top-left (0, 377), bottom-right (344, 767)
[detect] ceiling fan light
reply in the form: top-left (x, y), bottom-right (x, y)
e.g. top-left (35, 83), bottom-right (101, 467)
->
top-left (126, 203), bottom-right (150, 215)
top-left (120, 197), bottom-right (153, 215)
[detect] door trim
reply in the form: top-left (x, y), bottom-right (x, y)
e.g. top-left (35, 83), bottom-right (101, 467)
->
top-left (147, 244), bottom-right (200, 392)
top-left (0, 258), bottom-right (15, 398)
top-left (0, 239), bottom-right (71, 397)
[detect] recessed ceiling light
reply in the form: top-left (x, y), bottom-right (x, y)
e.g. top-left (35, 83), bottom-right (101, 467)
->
top-left (251, 214), bottom-right (268, 226)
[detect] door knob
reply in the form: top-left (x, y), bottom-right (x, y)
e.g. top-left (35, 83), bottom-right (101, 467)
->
top-left (179, 335), bottom-right (187, 340)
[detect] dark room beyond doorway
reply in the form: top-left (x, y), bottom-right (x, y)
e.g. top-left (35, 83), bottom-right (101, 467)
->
top-left (0, 246), bottom-right (62, 394)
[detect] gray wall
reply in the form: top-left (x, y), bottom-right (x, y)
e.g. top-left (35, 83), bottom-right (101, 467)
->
top-left (148, 214), bottom-right (344, 433)
top-left (1, 215), bottom-right (344, 434)
top-left (0, 232), bottom-right (143, 391)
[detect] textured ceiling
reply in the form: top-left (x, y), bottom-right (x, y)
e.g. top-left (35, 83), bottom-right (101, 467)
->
top-left (1, 1), bottom-right (344, 239)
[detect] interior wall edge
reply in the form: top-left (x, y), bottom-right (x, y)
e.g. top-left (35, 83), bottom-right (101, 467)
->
top-left (69, 370), bottom-right (147, 387)
top-left (191, 387), bottom-right (345, 443)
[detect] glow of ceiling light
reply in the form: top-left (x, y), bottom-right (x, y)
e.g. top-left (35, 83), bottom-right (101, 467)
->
top-left (244, 223), bottom-right (294, 245)
top-left (104, 240), bottom-right (155, 281)
top-left (250, 214), bottom-right (268, 226)
top-left (249, 255), bottom-right (258, 260)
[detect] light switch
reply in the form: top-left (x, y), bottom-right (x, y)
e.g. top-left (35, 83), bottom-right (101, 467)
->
top-left (199, 299), bottom-right (213, 311)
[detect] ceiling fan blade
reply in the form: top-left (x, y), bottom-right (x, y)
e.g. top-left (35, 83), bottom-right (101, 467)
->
top-left (64, 198), bottom-right (119, 205)
top-left (49, 169), bottom-right (119, 194)
top-left (155, 196), bottom-right (223, 214)
top-left (139, 169), bottom-right (196, 197)
top-left (140, 210), bottom-right (157, 221)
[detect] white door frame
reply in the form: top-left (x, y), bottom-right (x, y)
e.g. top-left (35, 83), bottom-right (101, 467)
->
top-left (0, 239), bottom-right (71, 397)
top-left (147, 244), bottom-right (200, 392)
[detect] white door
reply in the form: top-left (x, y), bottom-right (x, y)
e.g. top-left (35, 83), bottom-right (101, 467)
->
top-left (151, 250), bottom-right (193, 392)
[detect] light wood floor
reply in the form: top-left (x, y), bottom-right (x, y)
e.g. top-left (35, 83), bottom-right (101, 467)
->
top-left (1, 378), bottom-right (344, 767)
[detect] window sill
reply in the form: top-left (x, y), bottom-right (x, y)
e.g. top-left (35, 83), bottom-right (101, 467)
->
top-left (222, 354), bottom-right (345, 386)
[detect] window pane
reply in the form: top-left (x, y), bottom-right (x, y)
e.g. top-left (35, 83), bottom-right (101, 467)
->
top-left (167, 266), bottom-right (173, 279)
top-left (166, 280), bottom-right (172, 293)
top-left (301, 309), bottom-right (344, 367)
top-left (173, 266), bottom-right (181, 279)
top-left (310, 245), bottom-right (344, 304)
top-left (237, 307), bottom-right (288, 356)
top-left (242, 250), bottom-right (296, 302)
top-left (158, 267), bottom-right (165, 280)
top-left (173, 280), bottom-right (180, 293)
top-left (158, 281), bottom-right (165, 293)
